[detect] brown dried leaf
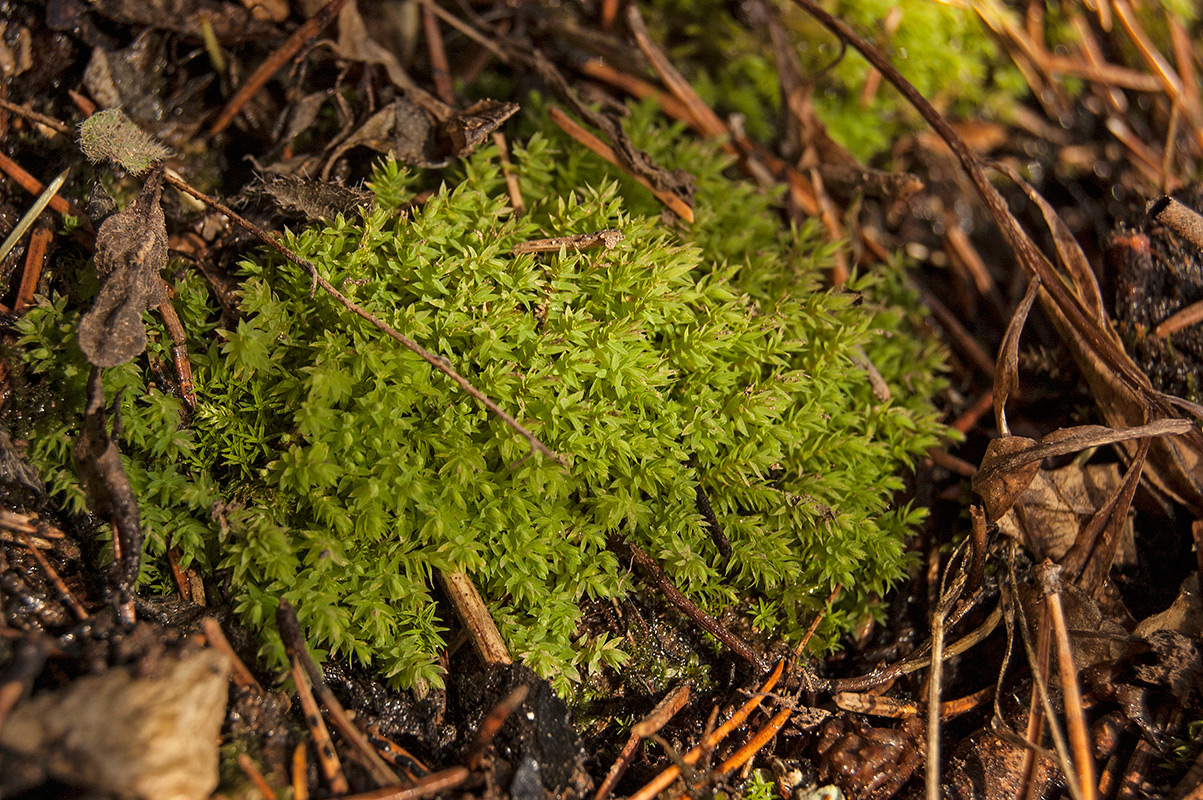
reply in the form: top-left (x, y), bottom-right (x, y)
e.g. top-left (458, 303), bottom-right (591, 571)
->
top-left (72, 369), bottom-right (141, 623)
top-left (972, 419), bottom-right (1192, 520)
top-left (78, 168), bottom-right (168, 368)
top-left (0, 649), bottom-right (230, 800)
top-left (332, 0), bottom-right (417, 92)
top-left (322, 97), bottom-right (446, 173)
top-left (972, 436), bottom-right (1042, 521)
top-left (254, 174), bottom-right (374, 222)
top-left (444, 100), bottom-right (519, 158)
top-left (996, 462), bottom-right (1135, 563)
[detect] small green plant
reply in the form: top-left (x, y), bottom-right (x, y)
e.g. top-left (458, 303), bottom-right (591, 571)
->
top-left (19, 103), bottom-right (947, 691)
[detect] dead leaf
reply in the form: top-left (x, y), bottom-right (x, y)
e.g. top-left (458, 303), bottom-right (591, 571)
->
top-left (996, 462), bottom-right (1135, 563)
top-left (972, 436), bottom-right (1042, 521)
top-left (993, 277), bottom-right (1041, 437)
top-left (332, 0), bottom-right (418, 93)
top-left (72, 368), bottom-right (141, 623)
top-left (78, 168), bottom-right (168, 369)
top-left (444, 99), bottom-right (519, 157)
top-left (322, 97), bottom-right (446, 175)
top-left (972, 419), bottom-right (1193, 520)
top-left (0, 649), bottom-right (230, 800)
top-left (254, 174), bottom-right (374, 222)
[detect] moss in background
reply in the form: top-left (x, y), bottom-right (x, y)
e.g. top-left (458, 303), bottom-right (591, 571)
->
top-left (18, 103), bottom-right (947, 692)
top-left (645, 0), bottom-right (1027, 160)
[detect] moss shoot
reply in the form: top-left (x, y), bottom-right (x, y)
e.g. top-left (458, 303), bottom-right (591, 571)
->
top-left (19, 104), bottom-right (947, 691)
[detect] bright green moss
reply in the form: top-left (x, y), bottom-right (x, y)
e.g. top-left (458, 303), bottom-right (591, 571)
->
top-left (644, 0), bottom-right (1026, 159)
top-left (19, 104), bottom-right (947, 691)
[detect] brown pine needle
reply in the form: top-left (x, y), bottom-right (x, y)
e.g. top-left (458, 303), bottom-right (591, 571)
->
top-left (210, 0), bottom-right (354, 136)
top-left (547, 106), bottom-right (694, 222)
top-left (628, 661), bottom-right (783, 800)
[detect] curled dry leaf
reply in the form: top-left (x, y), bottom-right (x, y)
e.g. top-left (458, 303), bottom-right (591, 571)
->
top-left (0, 648), bottom-right (230, 800)
top-left (972, 419), bottom-right (1193, 521)
top-left (253, 173), bottom-right (374, 222)
top-left (444, 99), bottom-right (520, 157)
top-left (78, 167), bottom-right (168, 368)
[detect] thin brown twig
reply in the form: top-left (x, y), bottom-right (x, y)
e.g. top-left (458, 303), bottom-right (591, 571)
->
top-left (577, 60), bottom-right (699, 127)
top-left (913, 282), bottom-right (997, 381)
top-left (161, 171), bottom-right (564, 466)
top-left (292, 657), bottom-right (349, 794)
top-left (1038, 562), bottom-right (1097, 800)
top-left (493, 132), bottom-right (525, 215)
top-left (1112, 0), bottom-right (1203, 153)
top-left (628, 660), bottom-right (784, 800)
top-left (278, 600), bottom-right (400, 787)
top-left (0, 98), bottom-right (74, 137)
top-left (0, 151), bottom-right (93, 235)
top-left (293, 743), bottom-right (310, 800)
top-left (595, 683), bottom-right (692, 800)
top-left (237, 753), bottom-right (280, 800)
top-left (438, 569), bottom-right (512, 667)
top-left (712, 706), bottom-right (791, 777)
top-left (464, 685), bottom-right (528, 770)
top-left (822, 598), bottom-right (1000, 694)
top-left (794, 584), bottom-right (840, 657)
top-left (210, 0), bottom-right (354, 136)
top-left (13, 224), bottom-right (51, 314)
top-left (626, 6), bottom-right (727, 138)
top-left (609, 535), bottom-right (766, 673)
top-left (201, 618), bottom-right (264, 691)
top-left (548, 106), bottom-right (695, 223)
top-left (337, 767), bottom-right (470, 800)
top-left (667, 706), bottom-right (792, 800)
top-left (422, 3), bottom-right (455, 106)
top-left (18, 530), bottom-right (87, 621)
top-left (415, 0), bottom-right (508, 62)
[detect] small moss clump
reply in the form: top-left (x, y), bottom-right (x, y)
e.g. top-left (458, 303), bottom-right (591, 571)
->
top-left (19, 105), bottom-right (947, 690)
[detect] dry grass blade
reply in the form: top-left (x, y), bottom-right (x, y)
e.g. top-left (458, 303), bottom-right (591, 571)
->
top-left (994, 277), bottom-right (1041, 438)
top-left (1060, 436), bottom-right (1150, 595)
top-left (926, 558), bottom-right (969, 800)
top-left (625, 5), bottom-right (728, 139)
top-left (0, 169), bottom-right (67, 265)
top-left (1004, 551), bottom-right (1083, 800)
